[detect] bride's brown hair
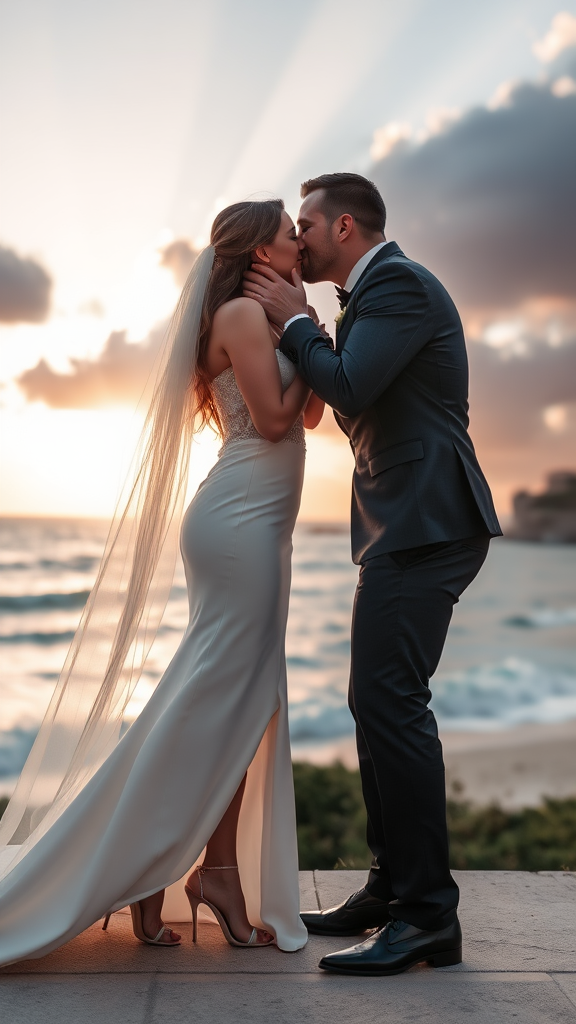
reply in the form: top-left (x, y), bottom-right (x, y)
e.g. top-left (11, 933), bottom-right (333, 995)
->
top-left (194, 198), bottom-right (285, 432)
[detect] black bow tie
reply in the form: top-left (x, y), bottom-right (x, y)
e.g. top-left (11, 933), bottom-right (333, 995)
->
top-left (335, 286), bottom-right (350, 311)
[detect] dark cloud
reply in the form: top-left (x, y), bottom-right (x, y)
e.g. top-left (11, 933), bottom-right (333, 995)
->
top-left (465, 334), bottom-right (576, 508)
top-left (18, 325), bottom-right (165, 408)
top-left (0, 245), bottom-right (52, 323)
top-left (367, 50), bottom-right (576, 503)
top-left (159, 239), bottom-right (198, 287)
top-left (372, 57), bottom-right (576, 311)
top-left (468, 335), bottom-right (576, 446)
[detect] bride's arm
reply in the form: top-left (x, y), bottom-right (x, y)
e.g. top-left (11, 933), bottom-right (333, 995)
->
top-left (302, 304), bottom-right (326, 429)
top-left (303, 392), bottom-right (324, 429)
top-left (214, 297), bottom-right (311, 443)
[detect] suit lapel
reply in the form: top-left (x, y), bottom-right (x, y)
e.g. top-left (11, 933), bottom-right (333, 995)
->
top-left (335, 242), bottom-right (404, 352)
top-left (348, 241), bottom-right (404, 299)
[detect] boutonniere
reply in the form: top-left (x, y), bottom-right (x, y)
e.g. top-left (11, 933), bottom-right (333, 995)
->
top-left (335, 307), bottom-right (347, 330)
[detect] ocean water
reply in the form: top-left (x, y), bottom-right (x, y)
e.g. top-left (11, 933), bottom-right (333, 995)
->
top-left (1, 517), bottom-right (575, 791)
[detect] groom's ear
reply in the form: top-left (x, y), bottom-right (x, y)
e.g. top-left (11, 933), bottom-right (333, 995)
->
top-left (334, 214), bottom-right (354, 243)
top-left (252, 246), bottom-right (271, 265)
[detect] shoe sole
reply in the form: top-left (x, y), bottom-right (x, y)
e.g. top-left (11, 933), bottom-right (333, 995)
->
top-left (318, 946), bottom-right (462, 977)
top-left (304, 925), bottom-right (385, 937)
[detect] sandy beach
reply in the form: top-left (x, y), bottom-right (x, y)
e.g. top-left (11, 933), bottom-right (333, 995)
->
top-left (292, 718), bottom-right (576, 809)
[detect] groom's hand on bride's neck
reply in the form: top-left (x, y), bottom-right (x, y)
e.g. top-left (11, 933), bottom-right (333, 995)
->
top-left (243, 265), bottom-right (308, 329)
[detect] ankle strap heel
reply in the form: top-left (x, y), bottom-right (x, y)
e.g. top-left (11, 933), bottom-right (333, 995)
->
top-left (184, 864), bottom-right (273, 949)
top-left (196, 864), bottom-right (238, 899)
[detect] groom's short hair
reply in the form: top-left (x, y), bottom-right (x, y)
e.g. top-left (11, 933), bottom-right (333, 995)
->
top-left (300, 173), bottom-right (386, 236)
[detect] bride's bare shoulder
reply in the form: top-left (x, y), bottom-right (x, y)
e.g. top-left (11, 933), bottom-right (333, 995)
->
top-left (213, 297), bottom-right (268, 331)
top-left (207, 300), bottom-right (272, 376)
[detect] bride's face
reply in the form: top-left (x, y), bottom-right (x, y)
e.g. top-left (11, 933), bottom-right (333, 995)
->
top-left (252, 211), bottom-right (301, 282)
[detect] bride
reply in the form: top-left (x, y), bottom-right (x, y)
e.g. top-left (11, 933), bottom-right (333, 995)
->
top-left (0, 199), bottom-right (324, 965)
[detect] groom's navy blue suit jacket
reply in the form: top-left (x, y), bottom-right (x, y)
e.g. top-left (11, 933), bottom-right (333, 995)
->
top-left (280, 242), bottom-right (502, 563)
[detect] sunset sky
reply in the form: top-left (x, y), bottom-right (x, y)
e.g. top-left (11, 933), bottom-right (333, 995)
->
top-left (1, 1), bottom-right (575, 520)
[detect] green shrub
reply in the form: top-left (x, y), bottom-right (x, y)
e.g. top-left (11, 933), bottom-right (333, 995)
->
top-left (2, 766), bottom-right (574, 872)
top-left (292, 761), bottom-right (371, 869)
top-left (447, 796), bottom-right (576, 870)
top-left (292, 761), bottom-right (576, 872)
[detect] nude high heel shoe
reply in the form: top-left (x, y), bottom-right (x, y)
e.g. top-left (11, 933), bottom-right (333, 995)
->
top-left (102, 903), bottom-right (181, 946)
top-left (184, 865), bottom-right (274, 948)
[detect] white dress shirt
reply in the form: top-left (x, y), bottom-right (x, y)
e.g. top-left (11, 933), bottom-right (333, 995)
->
top-left (284, 241), bottom-right (387, 332)
top-left (343, 241), bottom-right (387, 292)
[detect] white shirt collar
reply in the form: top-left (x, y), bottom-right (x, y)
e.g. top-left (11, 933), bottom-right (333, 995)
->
top-left (344, 241), bottom-right (387, 293)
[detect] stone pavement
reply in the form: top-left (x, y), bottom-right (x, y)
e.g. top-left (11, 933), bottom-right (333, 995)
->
top-left (1, 871), bottom-right (575, 1023)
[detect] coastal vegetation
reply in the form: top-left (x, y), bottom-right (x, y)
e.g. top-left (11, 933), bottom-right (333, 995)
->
top-left (293, 762), bottom-right (576, 872)
top-left (1, 764), bottom-right (575, 871)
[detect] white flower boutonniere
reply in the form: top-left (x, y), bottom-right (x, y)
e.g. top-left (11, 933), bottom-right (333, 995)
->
top-left (335, 307), bottom-right (347, 330)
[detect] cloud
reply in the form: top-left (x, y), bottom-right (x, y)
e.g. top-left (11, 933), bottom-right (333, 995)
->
top-left (370, 122), bottom-right (412, 162)
top-left (465, 331), bottom-right (576, 509)
top-left (366, 46), bottom-right (576, 507)
top-left (159, 239), bottom-right (198, 287)
top-left (371, 55), bottom-right (576, 311)
top-left (468, 333), bottom-right (576, 446)
top-left (17, 325), bottom-right (165, 408)
top-left (533, 11), bottom-right (576, 63)
top-left (0, 245), bottom-right (52, 323)
top-left (16, 238), bottom-right (199, 408)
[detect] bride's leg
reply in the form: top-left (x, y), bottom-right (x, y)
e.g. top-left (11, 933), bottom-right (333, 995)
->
top-left (188, 775), bottom-right (273, 944)
top-left (138, 890), bottom-right (181, 944)
top-left (204, 774), bottom-right (247, 866)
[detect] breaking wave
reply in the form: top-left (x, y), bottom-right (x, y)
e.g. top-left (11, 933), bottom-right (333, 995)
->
top-left (0, 591), bottom-right (90, 612)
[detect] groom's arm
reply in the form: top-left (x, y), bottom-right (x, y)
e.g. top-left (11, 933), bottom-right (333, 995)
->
top-left (281, 264), bottom-right (432, 418)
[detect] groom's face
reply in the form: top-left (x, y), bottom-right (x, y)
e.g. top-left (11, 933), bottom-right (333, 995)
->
top-left (297, 191), bottom-right (339, 283)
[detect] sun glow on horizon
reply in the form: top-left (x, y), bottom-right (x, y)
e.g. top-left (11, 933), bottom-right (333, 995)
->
top-left (0, 398), bottom-right (356, 521)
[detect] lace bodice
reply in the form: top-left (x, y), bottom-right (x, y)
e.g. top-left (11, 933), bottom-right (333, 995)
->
top-left (212, 348), bottom-right (305, 450)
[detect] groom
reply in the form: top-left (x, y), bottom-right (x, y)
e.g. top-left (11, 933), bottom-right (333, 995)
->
top-left (244, 173), bottom-right (501, 976)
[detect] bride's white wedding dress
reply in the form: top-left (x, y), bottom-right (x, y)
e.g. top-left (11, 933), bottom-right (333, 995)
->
top-left (0, 348), bottom-right (308, 966)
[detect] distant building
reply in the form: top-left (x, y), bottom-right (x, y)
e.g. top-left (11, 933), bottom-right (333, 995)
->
top-left (510, 471), bottom-right (576, 542)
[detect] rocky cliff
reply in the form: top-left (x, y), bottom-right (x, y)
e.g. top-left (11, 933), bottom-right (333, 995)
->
top-left (510, 471), bottom-right (576, 542)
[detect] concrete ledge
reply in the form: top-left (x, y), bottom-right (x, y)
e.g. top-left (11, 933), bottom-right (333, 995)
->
top-left (314, 870), bottom-right (576, 972)
top-left (1, 872), bottom-right (576, 1023)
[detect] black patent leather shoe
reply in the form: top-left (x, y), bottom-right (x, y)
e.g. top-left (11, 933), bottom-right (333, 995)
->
top-left (318, 917), bottom-right (462, 976)
top-left (300, 888), bottom-right (390, 936)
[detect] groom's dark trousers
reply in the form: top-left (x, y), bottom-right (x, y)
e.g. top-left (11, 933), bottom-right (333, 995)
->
top-left (281, 241), bottom-right (502, 932)
top-left (350, 534), bottom-right (489, 930)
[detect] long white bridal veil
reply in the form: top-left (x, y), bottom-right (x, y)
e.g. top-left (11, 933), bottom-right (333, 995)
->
top-left (0, 246), bottom-right (216, 875)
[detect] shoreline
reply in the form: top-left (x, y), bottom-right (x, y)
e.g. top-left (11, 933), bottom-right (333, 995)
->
top-left (291, 718), bottom-right (576, 809)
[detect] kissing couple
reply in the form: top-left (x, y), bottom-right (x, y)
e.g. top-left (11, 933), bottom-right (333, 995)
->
top-left (0, 173), bottom-right (500, 975)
